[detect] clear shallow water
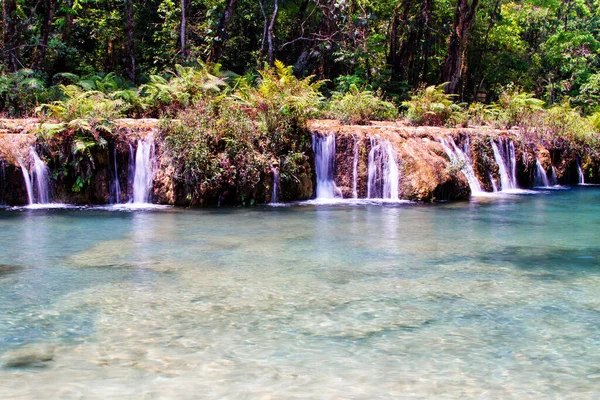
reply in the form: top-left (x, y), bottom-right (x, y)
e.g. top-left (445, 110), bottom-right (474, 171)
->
top-left (0, 188), bottom-right (600, 398)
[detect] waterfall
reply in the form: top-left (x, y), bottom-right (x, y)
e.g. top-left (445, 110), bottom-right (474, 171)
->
top-left (509, 141), bottom-right (518, 188)
top-left (352, 135), bottom-right (359, 199)
top-left (534, 159), bottom-right (550, 187)
top-left (550, 167), bottom-right (558, 186)
top-left (270, 166), bottom-right (280, 203)
top-left (491, 138), bottom-right (518, 191)
top-left (111, 146), bottom-right (122, 204)
top-left (0, 160), bottom-right (5, 204)
top-left (128, 143), bottom-right (135, 201)
top-left (18, 159), bottom-right (34, 205)
top-left (132, 134), bottom-right (155, 204)
top-left (367, 137), bottom-right (399, 200)
top-left (438, 136), bottom-right (483, 194)
top-left (577, 159), bottom-right (585, 185)
top-left (18, 148), bottom-right (51, 205)
top-left (30, 147), bottom-right (50, 204)
top-left (488, 172), bottom-right (498, 192)
top-left (312, 134), bottom-right (339, 199)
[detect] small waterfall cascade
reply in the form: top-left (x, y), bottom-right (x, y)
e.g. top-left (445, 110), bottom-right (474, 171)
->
top-left (550, 167), bottom-right (558, 186)
top-left (312, 134), bottom-right (339, 199)
top-left (111, 146), bottom-right (122, 204)
top-left (491, 138), bottom-right (519, 191)
top-left (128, 143), bottom-right (135, 201)
top-left (30, 148), bottom-right (50, 204)
top-left (534, 158), bottom-right (550, 187)
top-left (270, 166), bottom-right (280, 203)
top-left (132, 134), bottom-right (156, 204)
top-left (18, 159), bottom-right (34, 205)
top-left (577, 159), bottom-right (585, 184)
top-left (367, 137), bottom-right (400, 200)
top-left (509, 141), bottom-right (518, 187)
top-left (0, 160), bottom-right (5, 204)
top-left (352, 135), bottom-right (359, 199)
top-left (438, 136), bottom-right (483, 194)
top-left (18, 147), bottom-right (51, 205)
top-left (488, 172), bottom-right (498, 192)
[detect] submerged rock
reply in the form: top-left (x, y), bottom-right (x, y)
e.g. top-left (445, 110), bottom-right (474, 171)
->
top-left (2, 345), bottom-right (55, 368)
top-left (0, 264), bottom-right (24, 276)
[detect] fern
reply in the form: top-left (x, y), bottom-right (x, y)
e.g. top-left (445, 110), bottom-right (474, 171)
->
top-left (403, 84), bottom-right (459, 126)
top-left (328, 84), bottom-right (398, 125)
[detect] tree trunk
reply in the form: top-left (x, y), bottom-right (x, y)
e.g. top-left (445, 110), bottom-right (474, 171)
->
top-left (471, 0), bottom-right (502, 99)
top-left (388, 0), bottom-right (413, 79)
top-left (180, 0), bottom-right (187, 58)
top-left (258, 0), bottom-right (268, 65)
top-left (124, 0), bottom-right (136, 81)
top-left (267, 0), bottom-right (278, 66)
top-left (63, 0), bottom-right (73, 44)
top-left (209, 0), bottom-right (237, 63)
top-left (442, 0), bottom-right (480, 95)
top-left (420, 0), bottom-right (433, 84)
top-left (2, 0), bottom-right (19, 71)
top-left (32, 0), bottom-right (56, 71)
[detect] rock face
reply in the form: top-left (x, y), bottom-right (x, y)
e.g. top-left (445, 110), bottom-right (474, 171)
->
top-left (327, 127), bottom-right (470, 201)
top-left (308, 120), bottom-right (600, 201)
top-left (0, 119), bottom-right (598, 206)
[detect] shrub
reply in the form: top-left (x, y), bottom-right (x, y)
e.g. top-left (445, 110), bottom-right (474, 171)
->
top-left (466, 102), bottom-right (501, 127)
top-left (36, 84), bottom-right (126, 124)
top-left (233, 61), bottom-right (323, 130)
top-left (140, 63), bottom-right (229, 116)
top-left (328, 84), bottom-right (398, 125)
top-left (543, 101), bottom-right (599, 156)
top-left (161, 95), bottom-right (312, 205)
top-left (403, 84), bottom-right (459, 126)
top-left (496, 87), bottom-right (545, 128)
top-left (0, 69), bottom-right (53, 116)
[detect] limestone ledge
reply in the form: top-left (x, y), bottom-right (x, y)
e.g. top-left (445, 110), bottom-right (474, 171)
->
top-left (0, 119), bottom-right (596, 205)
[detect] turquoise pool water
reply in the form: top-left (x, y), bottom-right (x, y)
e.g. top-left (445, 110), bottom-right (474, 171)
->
top-left (1, 188), bottom-right (599, 398)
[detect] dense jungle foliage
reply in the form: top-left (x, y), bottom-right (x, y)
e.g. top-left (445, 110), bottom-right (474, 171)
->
top-left (3, 0), bottom-right (600, 105)
top-left (2, 0), bottom-right (600, 159)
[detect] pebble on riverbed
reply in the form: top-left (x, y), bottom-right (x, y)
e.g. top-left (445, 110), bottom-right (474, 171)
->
top-left (1, 346), bottom-right (55, 368)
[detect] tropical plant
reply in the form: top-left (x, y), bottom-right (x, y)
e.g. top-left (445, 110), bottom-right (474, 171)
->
top-left (234, 61), bottom-right (324, 128)
top-left (0, 69), bottom-right (50, 116)
top-left (328, 84), bottom-right (398, 125)
top-left (496, 87), bottom-right (545, 128)
top-left (139, 62), bottom-right (228, 115)
top-left (36, 84), bottom-right (126, 125)
top-left (403, 84), bottom-right (459, 126)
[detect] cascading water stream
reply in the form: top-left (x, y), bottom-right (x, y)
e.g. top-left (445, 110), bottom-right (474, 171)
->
top-left (132, 134), bottom-right (155, 204)
top-left (17, 147), bottom-right (51, 205)
top-left (270, 166), bottom-right (280, 204)
top-left (367, 137), bottom-right (400, 200)
top-left (312, 134), bottom-right (339, 199)
top-left (438, 137), bottom-right (483, 194)
top-left (509, 141), bottom-right (518, 188)
top-left (128, 143), bottom-right (135, 201)
top-left (577, 159), bottom-right (585, 185)
top-left (534, 158), bottom-right (550, 188)
top-left (352, 136), bottom-right (358, 199)
top-left (491, 138), bottom-right (518, 191)
top-left (18, 159), bottom-right (34, 205)
top-left (111, 146), bottom-right (122, 204)
top-left (30, 147), bottom-right (50, 204)
top-left (550, 167), bottom-right (558, 186)
top-left (488, 172), bottom-right (498, 192)
top-left (0, 160), bottom-right (5, 204)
